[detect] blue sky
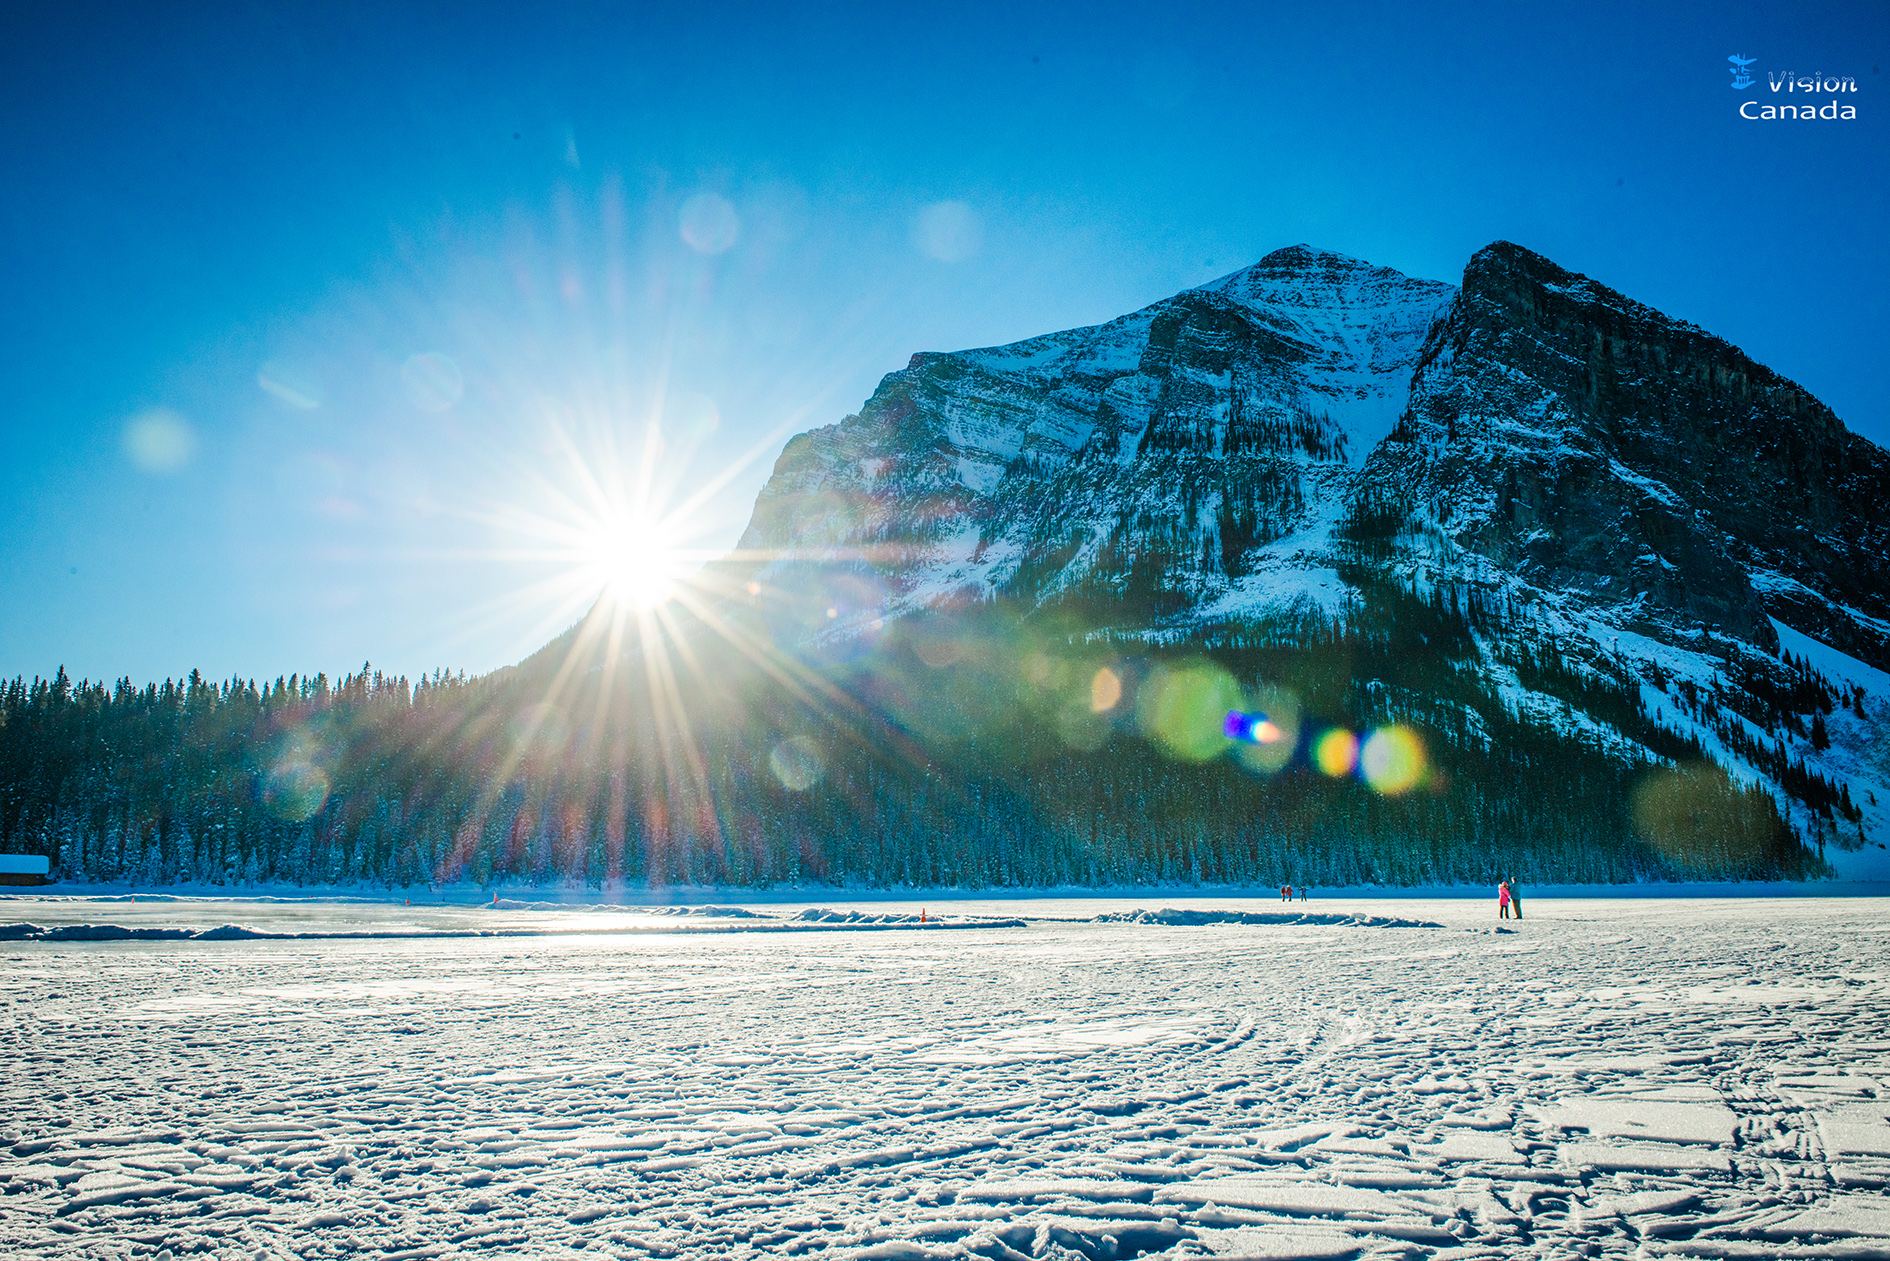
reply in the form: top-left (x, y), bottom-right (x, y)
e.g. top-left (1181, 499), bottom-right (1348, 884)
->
top-left (2, 0), bottom-right (1883, 686)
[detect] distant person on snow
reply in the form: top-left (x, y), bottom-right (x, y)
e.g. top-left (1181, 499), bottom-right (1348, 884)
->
top-left (1507, 877), bottom-right (1522, 921)
top-left (1281, 884), bottom-right (1292, 902)
top-left (1300, 886), bottom-right (1309, 901)
top-left (1497, 880), bottom-right (1512, 919)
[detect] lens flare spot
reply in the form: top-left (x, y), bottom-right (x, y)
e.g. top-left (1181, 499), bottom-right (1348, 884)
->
top-left (1314, 728), bottom-right (1360, 777)
top-left (1224, 710), bottom-right (1278, 742)
top-left (1360, 726), bottom-right (1426, 794)
top-left (510, 702), bottom-right (570, 750)
top-left (123, 408), bottom-right (197, 473)
top-left (1057, 700), bottom-right (1110, 751)
top-left (263, 760), bottom-right (329, 822)
top-left (1631, 762), bottom-right (1782, 871)
top-left (913, 200), bottom-right (983, 262)
top-left (401, 352), bottom-right (463, 412)
top-left (665, 391), bottom-right (721, 446)
top-left (914, 634), bottom-right (965, 668)
top-left (1091, 667), bottom-right (1122, 713)
top-left (679, 193), bottom-right (740, 254)
top-left (257, 360), bottom-right (323, 410)
top-left (758, 561), bottom-right (888, 661)
top-left (1136, 662), bottom-right (1241, 762)
top-left (1022, 653), bottom-right (1054, 688)
top-left (768, 737), bottom-right (825, 791)
top-left (1232, 687), bottom-right (1300, 775)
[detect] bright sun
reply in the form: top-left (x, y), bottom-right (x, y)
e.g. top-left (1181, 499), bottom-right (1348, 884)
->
top-left (481, 413), bottom-right (760, 641)
top-left (584, 517), bottom-right (679, 611)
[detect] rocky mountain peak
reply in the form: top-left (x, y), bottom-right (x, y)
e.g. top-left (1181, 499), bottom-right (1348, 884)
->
top-left (737, 245), bottom-right (1457, 626)
top-left (1201, 245), bottom-right (1455, 378)
top-left (1376, 240), bottom-right (1890, 666)
top-left (728, 240), bottom-right (1888, 873)
top-left (1201, 242), bottom-right (1378, 293)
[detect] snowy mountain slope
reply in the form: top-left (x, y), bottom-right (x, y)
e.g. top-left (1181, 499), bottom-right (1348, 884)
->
top-left (737, 246), bottom-right (1456, 626)
top-left (733, 241), bottom-right (1889, 873)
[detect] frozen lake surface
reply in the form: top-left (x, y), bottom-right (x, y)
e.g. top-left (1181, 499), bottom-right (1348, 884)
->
top-left (4, 895), bottom-right (1889, 1259)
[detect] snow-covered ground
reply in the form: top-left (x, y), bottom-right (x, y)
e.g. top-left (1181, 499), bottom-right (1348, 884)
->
top-left (4, 895), bottom-right (1889, 1259)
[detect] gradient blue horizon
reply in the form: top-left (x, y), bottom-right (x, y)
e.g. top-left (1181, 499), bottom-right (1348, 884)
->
top-left (2, 0), bottom-right (1884, 687)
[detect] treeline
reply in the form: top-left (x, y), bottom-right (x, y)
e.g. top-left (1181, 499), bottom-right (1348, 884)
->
top-left (0, 576), bottom-right (1827, 890)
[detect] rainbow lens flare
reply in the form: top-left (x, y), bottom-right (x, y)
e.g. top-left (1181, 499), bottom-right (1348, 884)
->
top-left (1360, 725), bottom-right (1426, 794)
top-left (1222, 710), bottom-right (1275, 742)
top-left (1313, 728), bottom-right (1358, 776)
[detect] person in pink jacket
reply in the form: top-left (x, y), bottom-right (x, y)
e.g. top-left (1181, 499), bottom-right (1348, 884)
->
top-left (1497, 880), bottom-right (1512, 919)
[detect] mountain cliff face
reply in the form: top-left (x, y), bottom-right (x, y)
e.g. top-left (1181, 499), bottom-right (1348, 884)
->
top-left (1368, 242), bottom-right (1890, 663)
top-left (738, 241), bottom-right (1889, 877)
top-left (740, 246), bottom-right (1456, 629)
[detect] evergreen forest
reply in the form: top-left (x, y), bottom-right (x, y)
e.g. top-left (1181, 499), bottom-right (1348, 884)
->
top-left (0, 580), bottom-right (1839, 891)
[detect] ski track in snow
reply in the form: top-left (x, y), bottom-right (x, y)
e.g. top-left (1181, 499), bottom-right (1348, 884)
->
top-left (4, 897), bottom-right (1890, 1260)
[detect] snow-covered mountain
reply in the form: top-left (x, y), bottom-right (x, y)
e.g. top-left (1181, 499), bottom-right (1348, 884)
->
top-left (741, 245), bottom-right (1457, 625)
top-left (736, 242), bottom-right (1889, 876)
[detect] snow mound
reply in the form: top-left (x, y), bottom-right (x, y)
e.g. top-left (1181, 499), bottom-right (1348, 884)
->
top-left (481, 899), bottom-right (765, 915)
top-left (4, 923), bottom-right (275, 942)
top-left (0, 911), bottom-right (1026, 944)
top-left (797, 908), bottom-right (922, 924)
top-left (1089, 908), bottom-right (1443, 929)
top-left (190, 924), bottom-right (272, 940)
top-left (40, 925), bottom-right (203, 941)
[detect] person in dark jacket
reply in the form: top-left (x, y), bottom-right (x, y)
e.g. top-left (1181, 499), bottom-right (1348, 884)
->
top-left (1507, 876), bottom-right (1523, 921)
